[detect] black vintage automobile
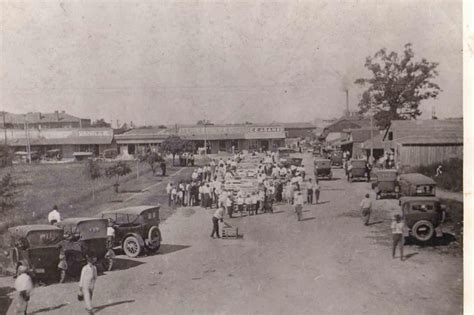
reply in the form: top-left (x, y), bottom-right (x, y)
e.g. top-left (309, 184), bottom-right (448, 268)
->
top-left (400, 196), bottom-right (446, 242)
top-left (57, 218), bottom-right (109, 275)
top-left (399, 173), bottom-right (436, 197)
top-left (329, 151), bottom-right (343, 167)
top-left (100, 205), bottom-right (162, 258)
top-left (348, 159), bottom-right (367, 182)
top-left (7, 225), bottom-right (63, 280)
top-left (372, 169), bottom-right (399, 199)
top-left (314, 158), bottom-right (332, 180)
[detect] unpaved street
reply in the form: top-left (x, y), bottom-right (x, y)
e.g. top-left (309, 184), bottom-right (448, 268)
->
top-left (3, 154), bottom-right (462, 314)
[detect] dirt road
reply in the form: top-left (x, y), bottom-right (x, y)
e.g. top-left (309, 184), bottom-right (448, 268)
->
top-left (2, 154), bottom-right (462, 314)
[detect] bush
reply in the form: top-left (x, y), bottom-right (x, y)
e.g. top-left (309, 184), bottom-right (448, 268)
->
top-left (412, 158), bottom-right (463, 192)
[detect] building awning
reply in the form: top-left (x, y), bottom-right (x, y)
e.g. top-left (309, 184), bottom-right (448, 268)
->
top-left (116, 139), bottom-right (164, 144)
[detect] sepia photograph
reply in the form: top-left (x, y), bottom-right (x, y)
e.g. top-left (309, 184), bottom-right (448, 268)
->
top-left (0, 0), bottom-right (468, 314)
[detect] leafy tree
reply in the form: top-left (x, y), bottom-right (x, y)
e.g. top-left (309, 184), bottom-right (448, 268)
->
top-left (161, 135), bottom-right (192, 166)
top-left (85, 159), bottom-right (101, 199)
top-left (91, 118), bottom-right (111, 128)
top-left (139, 151), bottom-right (164, 175)
top-left (355, 43), bottom-right (441, 128)
top-left (105, 161), bottom-right (132, 193)
top-left (0, 145), bottom-right (13, 168)
top-left (0, 173), bottom-right (16, 214)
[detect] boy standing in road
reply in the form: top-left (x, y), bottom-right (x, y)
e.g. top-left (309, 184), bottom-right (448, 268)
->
top-left (79, 256), bottom-right (98, 315)
top-left (391, 214), bottom-right (405, 261)
top-left (314, 179), bottom-right (321, 204)
top-left (15, 265), bottom-right (33, 315)
top-left (360, 193), bottom-right (372, 226)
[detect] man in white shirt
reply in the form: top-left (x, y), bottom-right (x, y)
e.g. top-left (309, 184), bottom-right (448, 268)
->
top-left (79, 256), bottom-right (98, 314)
top-left (166, 182), bottom-right (173, 207)
top-left (294, 191), bottom-right (304, 221)
top-left (48, 205), bottom-right (61, 224)
top-left (15, 265), bottom-right (33, 314)
top-left (391, 214), bottom-right (405, 260)
top-left (279, 166), bottom-right (288, 177)
top-left (211, 207), bottom-right (224, 238)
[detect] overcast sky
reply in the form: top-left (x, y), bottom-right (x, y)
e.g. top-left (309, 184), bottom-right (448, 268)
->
top-left (0, 0), bottom-right (462, 126)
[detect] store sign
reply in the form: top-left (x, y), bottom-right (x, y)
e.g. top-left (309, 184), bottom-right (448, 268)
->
top-left (250, 127), bottom-right (282, 132)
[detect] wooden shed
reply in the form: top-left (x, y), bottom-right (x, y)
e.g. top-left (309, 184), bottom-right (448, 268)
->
top-left (383, 119), bottom-right (463, 167)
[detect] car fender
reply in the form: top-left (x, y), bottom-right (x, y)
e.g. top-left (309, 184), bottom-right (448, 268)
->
top-left (122, 233), bottom-right (145, 247)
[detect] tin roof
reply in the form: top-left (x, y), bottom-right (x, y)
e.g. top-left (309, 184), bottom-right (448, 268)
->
top-left (399, 173), bottom-right (436, 185)
top-left (100, 205), bottom-right (160, 215)
top-left (2, 112), bottom-right (82, 125)
top-left (388, 119), bottom-right (463, 145)
top-left (8, 224), bottom-right (62, 236)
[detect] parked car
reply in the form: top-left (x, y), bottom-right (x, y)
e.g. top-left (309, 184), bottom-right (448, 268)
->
top-left (57, 218), bottom-right (109, 275)
top-left (349, 159), bottom-right (367, 182)
top-left (329, 151), bottom-right (343, 167)
top-left (7, 225), bottom-right (63, 280)
top-left (314, 158), bottom-right (332, 180)
top-left (400, 196), bottom-right (446, 242)
top-left (45, 149), bottom-right (62, 161)
top-left (100, 148), bottom-right (119, 160)
top-left (281, 157), bottom-right (303, 168)
top-left (100, 205), bottom-right (162, 258)
top-left (399, 173), bottom-right (436, 197)
top-left (372, 169), bottom-right (399, 199)
top-left (14, 151), bottom-right (41, 163)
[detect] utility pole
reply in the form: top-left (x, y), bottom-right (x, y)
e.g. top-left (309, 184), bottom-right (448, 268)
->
top-left (345, 89), bottom-right (349, 116)
top-left (204, 122), bottom-right (207, 156)
top-left (370, 113), bottom-right (374, 162)
top-left (24, 115), bottom-right (31, 163)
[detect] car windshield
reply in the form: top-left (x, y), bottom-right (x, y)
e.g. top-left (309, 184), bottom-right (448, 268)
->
top-left (412, 203), bottom-right (435, 211)
top-left (27, 230), bottom-right (62, 247)
top-left (416, 185), bottom-right (435, 194)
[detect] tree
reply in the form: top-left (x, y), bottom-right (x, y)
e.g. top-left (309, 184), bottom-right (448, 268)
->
top-left (105, 161), bottom-right (132, 193)
top-left (85, 159), bottom-right (101, 199)
top-left (0, 173), bottom-right (16, 214)
top-left (355, 43), bottom-right (441, 128)
top-left (140, 151), bottom-right (164, 175)
top-left (91, 118), bottom-right (111, 128)
top-left (0, 145), bottom-right (13, 168)
top-left (161, 135), bottom-right (191, 166)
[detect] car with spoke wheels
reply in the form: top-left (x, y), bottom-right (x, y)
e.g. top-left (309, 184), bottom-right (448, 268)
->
top-left (400, 196), bottom-right (446, 243)
top-left (7, 225), bottom-right (63, 280)
top-left (100, 205), bottom-right (162, 258)
top-left (314, 158), bottom-right (332, 180)
top-left (57, 218), bottom-right (109, 275)
top-left (372, 169), bottom-right (399, 199)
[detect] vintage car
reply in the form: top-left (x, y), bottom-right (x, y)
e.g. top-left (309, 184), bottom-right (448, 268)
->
top-left (349, 159), bottom-right (367, 182)
top-left (57, 218), bottom-right (109, 275)
top-left (7, 225), bottom-right (63, 279)
top-left (372, 169), bottom-right (399, 199)
top-left (329, 151), bottom-right (343, 167)
top-left (399, 173), bottom-right (436, 197)
top-left (400, 196), bottom-right (446, 242)
top-left (281, 157), bottom-right (303, 168)
top-left (45, 149), bottom-right (62, 161)
top-left (14, 151), bottom-right (41, 163)
top-left (100, 205), bottom-right (162, 258)
top-left (314, 158), bottom-right (332, 180)
top-left (99, 148), bottom-right (119, 160)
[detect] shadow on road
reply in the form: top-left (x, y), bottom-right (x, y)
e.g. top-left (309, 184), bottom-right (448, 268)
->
top-left (367, 220), bottom-right (384, 226)
top-left (404, 233), bottom-right (457, 247)
top-left (300, 217), bottom-right (316, 221)
top-left (403, 252), bottom-right (419, 260)
top-left (316, 201), bottom-right (330, 205)
top-left (0, 286), bottom-right (14, 315)
top-left (94, 300), bottom-right (135, 313)
top-left (31, 303), bottom-right (68, 314)
top-left (158, 244), bottom-right (191, 255)
top-left (111, 258), bottom-right (145, 271)
top-left (272, 210), bottom-right (285, 214)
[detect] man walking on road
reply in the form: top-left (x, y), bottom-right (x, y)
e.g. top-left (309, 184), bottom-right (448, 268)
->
top-left (360, 193), bottom-right (372, 226)
top-left (294, 191), bottom-right (304, 221)
top-left (314, 179), bottom-right (321, 204)
top-left (391, 214), bottom-right (405, 261)
top-left (211, 207), bottom-right (224, 238)
top-left (79, 256), bottom-right (98, 315)
top-left (307, 178), bottom-right (314, 204)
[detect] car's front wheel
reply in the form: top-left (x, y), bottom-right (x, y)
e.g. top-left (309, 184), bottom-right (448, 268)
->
top-left (123, 236), bottom-right (142, 258)
top-left (411, 220), bottom-right (434, 242)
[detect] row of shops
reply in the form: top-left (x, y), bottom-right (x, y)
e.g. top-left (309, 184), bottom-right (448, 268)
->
top-left (0, 124), bottom-right (293, 160)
